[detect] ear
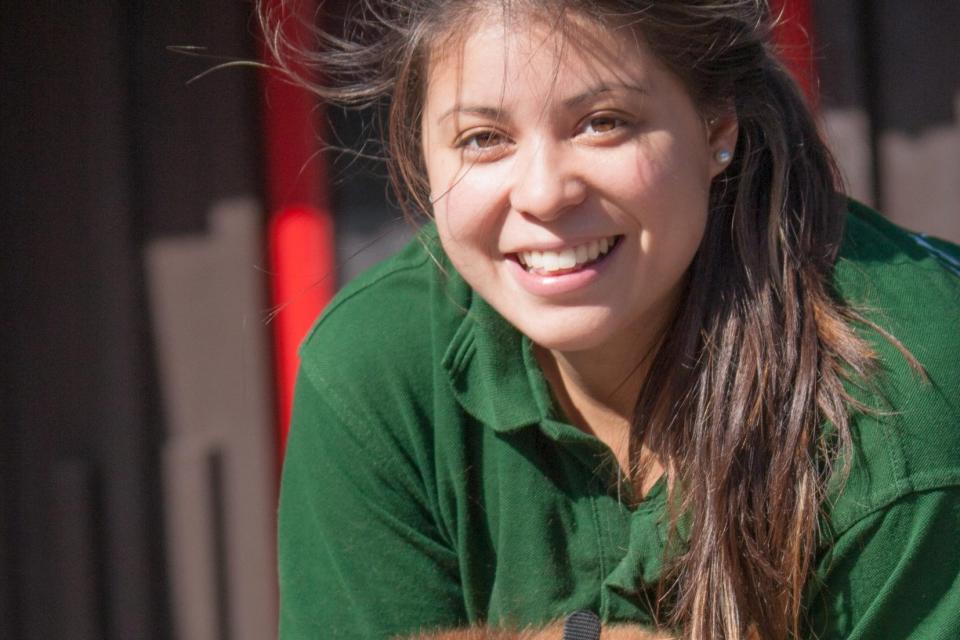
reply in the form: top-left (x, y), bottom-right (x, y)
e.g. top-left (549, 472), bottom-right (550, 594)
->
top-left (706, 112), bottom-right (739, 178)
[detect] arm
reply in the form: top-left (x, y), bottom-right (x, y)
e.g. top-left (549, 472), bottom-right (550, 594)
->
top-left (279, 371), bottom-right (466, 638)
top-left (807, 486), bottom-right (960, 639)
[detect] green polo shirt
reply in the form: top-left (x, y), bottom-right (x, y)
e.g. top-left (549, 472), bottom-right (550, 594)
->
top-left (278, 202), bottom-right (960, 639)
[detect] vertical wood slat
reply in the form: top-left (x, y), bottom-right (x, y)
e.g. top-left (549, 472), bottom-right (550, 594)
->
top-left (813, 0), bottom-right (877, 205)
top-left (161, 435), bottom-right (222, 640)
top-left (207, 450), bottom-right (232, 640)
top-left (146, 198), bottom-right (277, 640)
top-left (51, 460), bottom-right (105, 640)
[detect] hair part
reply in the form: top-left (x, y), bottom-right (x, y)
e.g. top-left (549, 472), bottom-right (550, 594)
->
top-left (259, 2), bottom-right (885, 638)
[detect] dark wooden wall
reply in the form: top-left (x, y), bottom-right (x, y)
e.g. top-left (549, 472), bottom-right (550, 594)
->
top-left (1, 2), bottom-right (262, 638)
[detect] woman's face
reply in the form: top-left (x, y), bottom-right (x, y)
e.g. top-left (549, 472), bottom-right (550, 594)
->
top-left (421, 13), bottom-right (736, 357)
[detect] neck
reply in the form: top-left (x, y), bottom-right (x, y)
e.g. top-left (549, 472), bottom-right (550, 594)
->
top-left (542, 341), bottom-right (653, 421)
top-left (537, 288), bottom-right (677, 424)
top-left (533, 299), bottom-right (678, 488)
top-left (535, 326), bottom-right (660, 463)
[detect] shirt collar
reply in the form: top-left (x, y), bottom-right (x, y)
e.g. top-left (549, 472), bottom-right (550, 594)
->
top-left (441, 281), bottom-right (557, 432)
top-left (435, 251), bottom-right (637, 480)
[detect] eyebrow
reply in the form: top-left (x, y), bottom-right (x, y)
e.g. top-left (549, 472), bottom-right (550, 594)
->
top-left (437, 105), bottom-right (503, 124)
top-left (436, 82), bottom-right (648, 125)
top-left (562, 82), bottom-right (648, 107)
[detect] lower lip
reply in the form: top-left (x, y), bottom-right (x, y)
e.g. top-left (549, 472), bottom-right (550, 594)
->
top-left (506, 243), bottom-right (620, 297)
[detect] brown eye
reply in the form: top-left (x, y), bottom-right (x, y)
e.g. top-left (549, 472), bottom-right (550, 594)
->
top-left (583, 115), bottom-right (626, 135)
top-left (462, 130), bottom-right (504, 149)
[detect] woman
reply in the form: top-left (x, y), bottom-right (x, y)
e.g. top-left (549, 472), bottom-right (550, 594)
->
top-left (268, 1), bottom-right (960, 638)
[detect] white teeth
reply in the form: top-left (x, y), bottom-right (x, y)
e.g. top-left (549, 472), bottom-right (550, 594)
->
top-left (518, 236), bottom-right (618, 273)
top-left (587, 241), bottom-right (600, 261)
top-left (540, 251), bottom-right (558, 270)
top-left (556, 248), bottom-right (577, 269)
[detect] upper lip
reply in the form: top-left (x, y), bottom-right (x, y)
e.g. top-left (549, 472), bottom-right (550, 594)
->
top-left (503, 234), bottom-right (622, 254)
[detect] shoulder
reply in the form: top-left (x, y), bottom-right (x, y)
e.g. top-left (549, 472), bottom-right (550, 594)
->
top-left (296, 224), bottom-right (470, 421)
top-left (808, 485), bottom-right (960, 640)
top-left (835, 200), bottom-right (960, 303)
top-left (826, 201), bottom-right (960, 534)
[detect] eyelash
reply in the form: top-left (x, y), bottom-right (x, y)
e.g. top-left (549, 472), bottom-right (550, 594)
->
top-left (581, 114), bottom-right (630, 136)
top-left (456, 130), bottom-right (507, 152)
top-left (454, 112), bottom-right (634, 159)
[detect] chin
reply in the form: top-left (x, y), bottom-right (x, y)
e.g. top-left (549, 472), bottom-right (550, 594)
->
top-left (515, 317), bottom-right (618, 354)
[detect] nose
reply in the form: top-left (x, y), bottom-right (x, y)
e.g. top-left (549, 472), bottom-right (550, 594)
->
top-left (509, 139), bottom-right (587, 221)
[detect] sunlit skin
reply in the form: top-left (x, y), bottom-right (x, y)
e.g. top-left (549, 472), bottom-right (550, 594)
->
top-left (421, 12), bottom-right (737, 474)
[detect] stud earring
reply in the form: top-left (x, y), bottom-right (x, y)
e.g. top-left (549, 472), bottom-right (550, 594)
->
top-left (715, 149), bottom-right (732, 164)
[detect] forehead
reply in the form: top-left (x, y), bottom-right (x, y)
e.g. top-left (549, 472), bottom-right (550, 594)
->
top-left (424, 10), bottom-right (660, 106)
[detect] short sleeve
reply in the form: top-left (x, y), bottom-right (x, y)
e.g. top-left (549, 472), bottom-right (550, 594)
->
top-left (807, 487), bottom-right (960, 639)
top-left (278, 369), bottom-right (466, 639)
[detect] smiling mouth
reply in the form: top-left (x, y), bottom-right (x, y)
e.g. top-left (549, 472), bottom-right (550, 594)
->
top-left (514, 235), bottom-right (623, 275)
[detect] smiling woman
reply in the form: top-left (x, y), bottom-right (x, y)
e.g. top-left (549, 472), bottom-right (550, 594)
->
top-left (265, 2), bottom-right (960, 639)
top-left (423, 15), bottom-right (732, 386)
top-left (421, 16), bottom-right (735, 477)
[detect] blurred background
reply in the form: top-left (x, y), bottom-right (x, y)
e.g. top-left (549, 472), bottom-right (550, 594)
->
top-left (1, 1), bottom-right (957, 639)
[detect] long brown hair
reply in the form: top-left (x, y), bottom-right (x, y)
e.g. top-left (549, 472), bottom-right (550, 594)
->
top-left (260, 1), bottom-right (880, 638)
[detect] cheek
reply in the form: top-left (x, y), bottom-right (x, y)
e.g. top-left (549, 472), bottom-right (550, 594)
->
top-left (432, 164), bottom-right (508, 251)
top-left (627, 134), bottom-right (712, 202)
top-left (428, 158), bottom-right (471, 240)
top-left (621, 140), bottom-right (712, 259)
